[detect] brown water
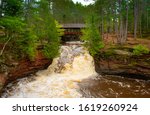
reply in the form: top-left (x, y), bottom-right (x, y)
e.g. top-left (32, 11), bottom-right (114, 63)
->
top-left (1, 43), bottom-right (150, 98)
top-left (79, 75), bottom-right (150, 98)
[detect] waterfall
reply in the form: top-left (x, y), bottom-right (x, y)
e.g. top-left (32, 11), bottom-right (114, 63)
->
top-left (2, 42), bottom-right (97, 98)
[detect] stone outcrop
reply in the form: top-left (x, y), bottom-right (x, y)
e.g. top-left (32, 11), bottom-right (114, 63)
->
top-left (0, 50), bottom-right (52, 94)
top-left (8, 51), bottom-right (52, 82)
top-left (94, 50), bottom-right (150, 80)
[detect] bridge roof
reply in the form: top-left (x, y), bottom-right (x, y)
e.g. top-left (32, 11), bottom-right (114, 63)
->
top-left (62, 23), bottom-right (85, 29)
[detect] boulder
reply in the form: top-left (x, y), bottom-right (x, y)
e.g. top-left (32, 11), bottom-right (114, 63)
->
top-left (114, 49), bottom-right (132, 56)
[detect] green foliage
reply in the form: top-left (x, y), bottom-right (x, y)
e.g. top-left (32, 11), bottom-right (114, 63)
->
top-left (55, 20), bottom-right (64, 37)
top-left (2, 0), bottom-right (23, 16)
top-left (7, 0), bottom-right (61, 60)
top-left (81, 14), bottom-right (104, 56)
top-left (37, 0), bottom-right (60, 59)
top-left (0, 16), bottom-right (25, 34)
top-left (43, 43), bottom-right (60, 59)
top-left (133, 45), bottom-right (149, 56)
top-left (0, 16), bottom-right (38, 60)
top-left (104, 49), bottom-right (115, 58)
top-left (0, 1), bottom-right (62, 60)
top-left (19, 29), bottom-right (38, 60)
top-left (52, 0), bottom-right (88, 23)
top-left (0, 16), bottom-right (25, 53)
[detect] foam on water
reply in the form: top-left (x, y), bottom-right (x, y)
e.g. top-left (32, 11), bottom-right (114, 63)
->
top-left (2, 43), bottom-right (97, 98)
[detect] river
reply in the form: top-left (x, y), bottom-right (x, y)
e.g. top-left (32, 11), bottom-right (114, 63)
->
top-left (1, 42), bottom-right (150, 98)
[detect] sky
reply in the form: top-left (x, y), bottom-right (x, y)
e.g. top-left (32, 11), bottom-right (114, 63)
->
top-left (72, 0), bottom-right (95, 6)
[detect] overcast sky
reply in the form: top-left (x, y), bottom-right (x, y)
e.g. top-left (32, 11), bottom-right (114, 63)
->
top-left (72, 0), bottom-right (94, 6)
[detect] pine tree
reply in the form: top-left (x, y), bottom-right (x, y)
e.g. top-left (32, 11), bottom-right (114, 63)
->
top-left (81, 14), bottom-right (104, 56)
top-left (38, 0), bottom-right (60, 59)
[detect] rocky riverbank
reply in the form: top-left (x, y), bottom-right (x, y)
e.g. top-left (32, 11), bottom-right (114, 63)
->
top-left (94, 49), bottom-right (150, 80)
top-left (0, 51), bottom-right (52, 94)
top-left (0, 40), bottom-right (150, 96)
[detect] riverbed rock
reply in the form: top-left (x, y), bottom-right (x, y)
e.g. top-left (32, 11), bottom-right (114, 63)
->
top-left (0, 49), bottom-right (52, 95)
top-left (8, 51), bottom-right (52, 82)
top-left (0, 50), bottom-right (52, 94)
top-left (94, 51), bottom-right (150, 80)
top-left (114, 49), bottom-right (132, 56)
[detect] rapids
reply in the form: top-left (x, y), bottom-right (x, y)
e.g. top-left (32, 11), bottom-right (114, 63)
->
top-left (1, 42), bottom-right (150, 98)
top-left (1, 43), bottom-right (97, 98)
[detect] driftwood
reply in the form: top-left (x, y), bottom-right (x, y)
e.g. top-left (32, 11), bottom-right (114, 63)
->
top-left (0, 37), bottom-right (11, 56)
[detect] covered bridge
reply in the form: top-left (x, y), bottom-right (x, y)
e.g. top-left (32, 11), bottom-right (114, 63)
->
top-left (61, 23), bottom-right (85, 42)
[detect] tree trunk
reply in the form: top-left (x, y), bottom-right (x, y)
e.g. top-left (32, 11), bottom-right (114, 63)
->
top-left (0, 35), bottom-right (12, 56)
top-left (139, 0), bottom-right (143, 38)
top-left (147, 9), bottom-right (149, 32)
top-left (120, 17), bottom-right (123, 44)
top-left (0, 0), bottom-right (3, 17)
top-left (115, 19), bottom-right (119, 43)
top-left (139, 15), bottom-right (142, 38)
top-left (134, 0), bottom-right (138, 39)
top-left (117, 0), bottom-right (124, 44)
top-left (101, 11), bottom-right (104, 39)
top-left (124, 3), bottom-right (129, 42)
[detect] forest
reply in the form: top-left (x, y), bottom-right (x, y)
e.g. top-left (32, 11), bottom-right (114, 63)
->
top-left (0, 0), bottom-right (150, 60)
top-left (0, 0), bottom-right (150, 98)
